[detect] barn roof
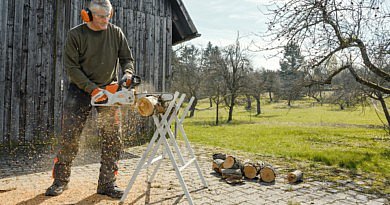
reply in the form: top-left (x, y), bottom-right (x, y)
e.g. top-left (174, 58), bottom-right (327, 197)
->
top-left (171, 0), bottom-right (200, 45)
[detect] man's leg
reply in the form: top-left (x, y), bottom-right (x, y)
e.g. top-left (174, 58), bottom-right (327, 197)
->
top-left (96, 107), bottom-right (124, 199)
top-left (46, 84), bottom-right (92, 196)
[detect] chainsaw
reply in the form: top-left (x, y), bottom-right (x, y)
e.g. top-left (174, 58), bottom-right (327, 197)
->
top-left (90, 75), bottom-right (174, 113)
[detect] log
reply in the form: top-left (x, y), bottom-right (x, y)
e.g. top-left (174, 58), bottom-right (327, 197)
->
top-left (137, 96), bottom-right (166, 116)
top-left (221, 168), bottom-right (242, 179)
top-left (259, 164), bottom-right (276, 183)
top-left (223, 155), bottom-right (243, 170)
top-left (243, 161), bottom-right (261, 179)
top-left (225, 176), bottom-right (244, 184)
top-left (287, 170), bottom-right (303, 183)
top-left (212, 159), bottom-right (224, 174)
top-left (212, 153), bottom-right (226, 160)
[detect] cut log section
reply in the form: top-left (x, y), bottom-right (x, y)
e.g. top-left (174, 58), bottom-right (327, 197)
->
top-left (212, 159), bottom-right (224, 174)
top-left (243, 161), bottom-right (262, 179)
top-left (221, 168), bottom-right (242, 179)
top-left (287, 170), bottom-right (303, 183)
top-left (137, 96), bottom-right (166, 116)
top-left (212, 153), bottom-right (227, 160)
top-left (223, 155), bottom-right (243, 170)
top-left (259, 165), bottom-right (276, 183)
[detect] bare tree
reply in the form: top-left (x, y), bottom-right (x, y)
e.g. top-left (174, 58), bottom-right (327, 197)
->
top-left (171, 45), bottom-right (203, 117)
top-left (217, 34), bottom-right (253, 122)
top-left (264, 0), bottom-right (390, 127)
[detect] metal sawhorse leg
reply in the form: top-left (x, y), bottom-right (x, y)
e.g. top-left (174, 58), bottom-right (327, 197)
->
top-left (120, 92), bottom-right (208, 204)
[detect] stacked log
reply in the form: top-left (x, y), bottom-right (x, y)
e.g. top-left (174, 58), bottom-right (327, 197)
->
top-left (243, 161), bottom-right (262, 179)
top-left (222, 155), bottom-right (243, 170)
top-left (259, 163), bottom-right (277, 183)
top-left (211, 153), bottom-right (278, 184)
top-left (212, 159), bottom-right (224, 174)
top-left (212, 153), bottom-right (226, 174)
top-left (287, 170), bottom-right (303, 183)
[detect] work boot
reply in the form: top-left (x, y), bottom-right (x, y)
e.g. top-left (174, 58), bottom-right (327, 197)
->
top-left (45, 180), bottom-right (68, 196)
top-left (97, 183), bottom-right (124, 199)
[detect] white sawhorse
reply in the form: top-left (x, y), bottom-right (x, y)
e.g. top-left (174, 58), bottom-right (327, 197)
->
top-left (120, 92), bottom-right (208, 204)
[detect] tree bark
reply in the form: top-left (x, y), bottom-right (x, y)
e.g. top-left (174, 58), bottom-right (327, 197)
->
top-left (377, 93), bottom-right (390, 129)
top-left (245, 94), bottom-right (251, 110)
top-left (227, 94), bottom-right (235, 122)
top-left (189, 97), bottom-right (197, 118)
top-left (253, 95), bottom-right (261, 115)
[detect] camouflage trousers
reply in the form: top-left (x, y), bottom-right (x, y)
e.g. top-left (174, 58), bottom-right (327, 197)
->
top-left (52, 83), bottom-right (122, 187)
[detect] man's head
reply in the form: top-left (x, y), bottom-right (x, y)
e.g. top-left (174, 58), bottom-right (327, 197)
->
top-left (87, 0), bottom-right (113, 31)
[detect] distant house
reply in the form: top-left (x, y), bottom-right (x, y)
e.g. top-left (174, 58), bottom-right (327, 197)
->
top-left (0, 0), bottom-right (199, 148)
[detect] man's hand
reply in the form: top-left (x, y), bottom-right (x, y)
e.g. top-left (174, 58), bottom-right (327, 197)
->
top-left (91, 88), bottom-right (108, 104)
top-left (121, 72), bottom-right (133, 88)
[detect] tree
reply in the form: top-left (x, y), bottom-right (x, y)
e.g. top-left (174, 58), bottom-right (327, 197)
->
top-left (279, 41), bottom-right (305, 106)
top-left (217, 35), bottom-right (253, 122)
top-left (171, 45), bottom-right (203, 117)
top-left (202, 42), bottom-right (227, 125)
top-left (262, 69), bottom-right (280, 102)
top-left (264, 0), bottom-right (390, 127)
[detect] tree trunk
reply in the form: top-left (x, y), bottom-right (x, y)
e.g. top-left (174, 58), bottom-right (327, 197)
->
top-left (209, 96), bottom-right (213, 107)
top-left (268, 91), bottom-right (273, 102)
top-left (227, 94), bottom-right (235, 122)
top-left (253, 95), bottom-right (261, 115)
top-left (189, 97), bottom-right (197, 118)
top-left (245, 94), bottom-right (251, 110)
top-left (216, 98), bottom-right (220, 125)
top-left (377, 93), bottom-right (390, 129)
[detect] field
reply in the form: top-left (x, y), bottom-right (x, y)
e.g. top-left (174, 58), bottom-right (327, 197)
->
top-left (180, 98), bottom-right (390, 193)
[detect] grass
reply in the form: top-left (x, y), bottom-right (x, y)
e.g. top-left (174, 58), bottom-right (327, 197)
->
top-left (180, 98), bottom-right (390, 193)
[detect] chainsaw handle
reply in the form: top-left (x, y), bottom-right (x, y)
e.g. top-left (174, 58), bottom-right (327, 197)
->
top-left (91, 89), bottom-right (114, 106)
top-left (119, 74), bottom-right (141, 88)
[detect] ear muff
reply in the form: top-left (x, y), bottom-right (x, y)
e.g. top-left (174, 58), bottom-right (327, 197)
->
top-left (81, 8), bottom-right (93, 22)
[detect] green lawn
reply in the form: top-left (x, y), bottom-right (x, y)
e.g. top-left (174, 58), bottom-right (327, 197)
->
top-left (181, 99), bottom-right (389, 192)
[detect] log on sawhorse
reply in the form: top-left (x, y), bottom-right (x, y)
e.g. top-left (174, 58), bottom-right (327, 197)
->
top-left (120, 91), bottom-right (208, 205)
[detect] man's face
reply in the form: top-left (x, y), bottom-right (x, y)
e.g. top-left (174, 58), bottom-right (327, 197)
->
top-left (90, 8), bottom-right (111, 31)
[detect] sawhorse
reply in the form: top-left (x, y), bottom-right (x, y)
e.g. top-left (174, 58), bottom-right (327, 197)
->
top-left (120, 92), bottom-right (208, 204)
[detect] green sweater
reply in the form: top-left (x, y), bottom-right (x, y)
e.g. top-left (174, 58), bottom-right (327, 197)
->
top-left (64, 23), bottom-right (134, 94)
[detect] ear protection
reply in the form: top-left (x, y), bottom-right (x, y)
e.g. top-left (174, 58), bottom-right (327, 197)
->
top-left (81, 8), bottom-right (93, 22)
top-left (81, 7), bottom-right (114, 22)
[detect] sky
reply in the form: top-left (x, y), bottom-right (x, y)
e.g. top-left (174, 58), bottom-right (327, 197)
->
top-left (180, 0), bottom-right (281, 70)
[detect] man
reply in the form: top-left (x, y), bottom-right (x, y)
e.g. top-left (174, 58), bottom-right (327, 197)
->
top-left (45, 0), bottom-right (133, 199)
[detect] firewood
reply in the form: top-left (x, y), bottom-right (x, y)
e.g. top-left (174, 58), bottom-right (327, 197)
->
top-left (221, 168), bottom-right (242, 179)
top-left (225, 176), bottom-right (244, 184)
top-left (137, 96), bottom-right (166, 116)
top-left (212, 159), bottom-right (224, 174)
top-left (287, 170), bottom-right (303, 183)
top-left (259, 164), bottom-right (276, 183)
top-left (212, 153), bottom-right (226, 160)
top-left (243, 161), bottom-right (262, 179)
top-left (223, 155), bottom-right (243, 170)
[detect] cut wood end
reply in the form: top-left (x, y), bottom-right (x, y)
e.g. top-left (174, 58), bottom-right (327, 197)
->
top-left (223, 156), bottom-right (235, 169)
top-left (260, 167), bottom-right (276, 183)
top-left (243, 166), bottom-right (257, 179)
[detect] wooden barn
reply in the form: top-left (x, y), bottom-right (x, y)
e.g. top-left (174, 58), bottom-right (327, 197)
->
top-left (0, 0), bottom-right (199, 149)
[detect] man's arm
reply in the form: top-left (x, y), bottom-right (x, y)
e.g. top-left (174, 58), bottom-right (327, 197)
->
top-left (64, 31), bottom-right (98, 94)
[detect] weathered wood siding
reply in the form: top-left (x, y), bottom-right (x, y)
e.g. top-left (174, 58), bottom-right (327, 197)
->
top-left (0, 0), bottom-right (173, 148)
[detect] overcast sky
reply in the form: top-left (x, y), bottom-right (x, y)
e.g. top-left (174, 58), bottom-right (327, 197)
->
top-left (181, 0), bottom-right (281, 70)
